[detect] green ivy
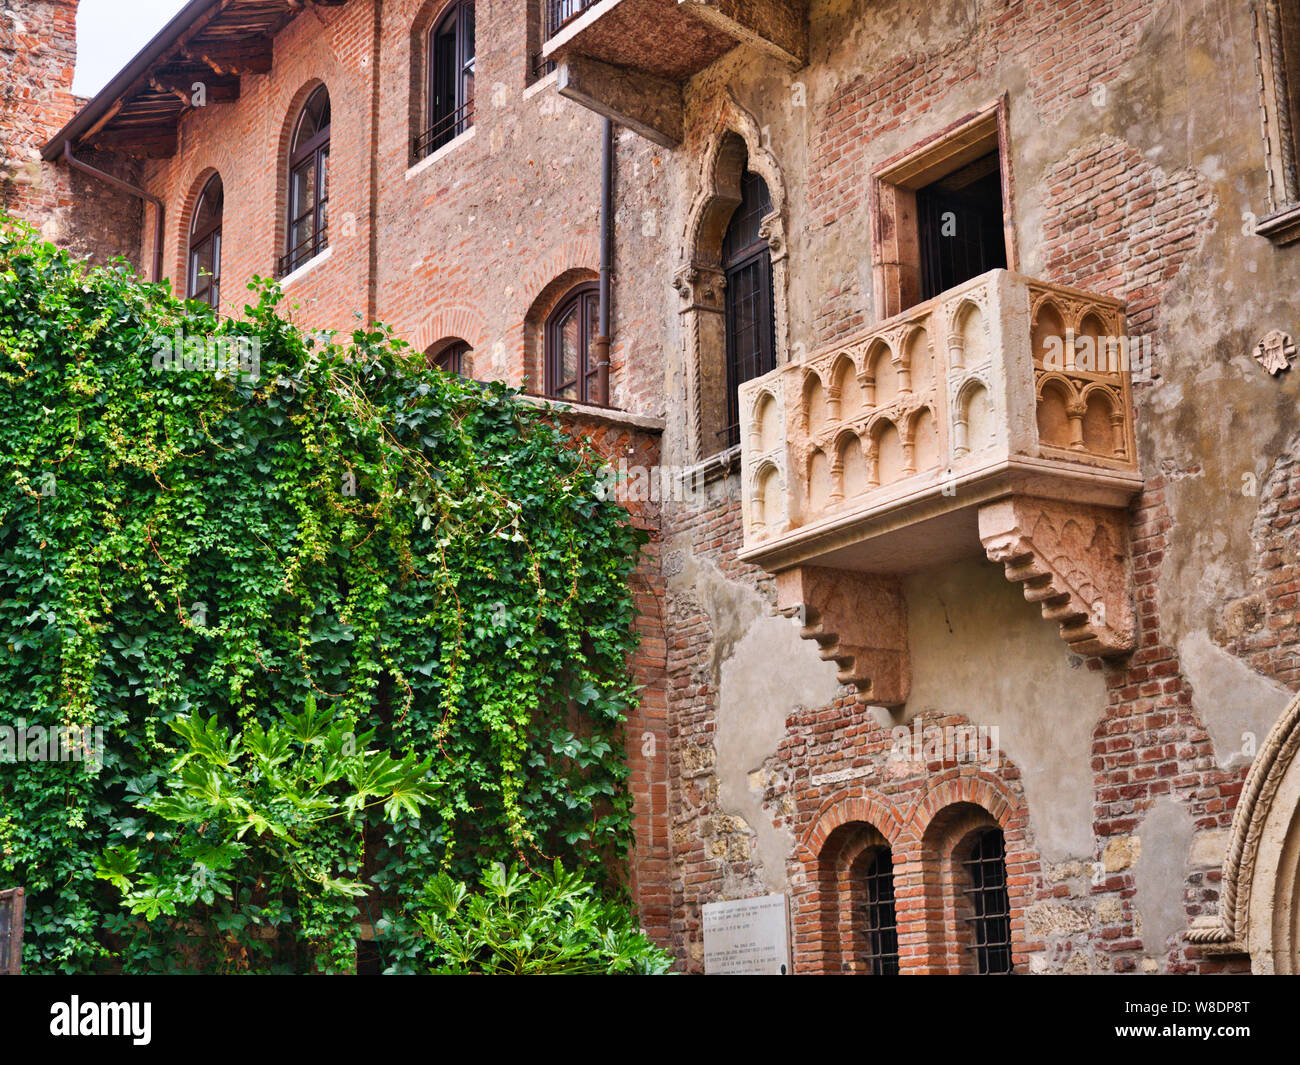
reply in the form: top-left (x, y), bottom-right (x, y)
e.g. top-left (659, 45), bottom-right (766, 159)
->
top-left (0, 222), bottom-right (646, 973)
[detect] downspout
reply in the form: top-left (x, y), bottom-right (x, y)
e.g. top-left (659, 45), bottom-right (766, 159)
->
top-left (593, 117), bottom-right (614, 406)
top-left (62, 141), bottom-right (165, 283)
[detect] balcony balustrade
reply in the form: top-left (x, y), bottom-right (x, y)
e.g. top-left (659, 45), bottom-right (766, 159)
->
top-left (737, 270), bottom-right (1145, 706)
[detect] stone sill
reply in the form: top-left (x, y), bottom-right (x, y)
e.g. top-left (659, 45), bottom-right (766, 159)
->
top-left (519, 393), bottom-right (664, 434)
top-left (279, 246), bottom-right (332, 290)
top-left (404, 126), bottom-right (476, 182)
top-left (523, 70), bottom-right (559, 100)
top-left (1257, 202), bottom-right (1300, 245)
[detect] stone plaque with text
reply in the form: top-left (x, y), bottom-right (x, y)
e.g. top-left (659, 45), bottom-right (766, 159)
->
top-left (702, 893), bottom-right (790, 975)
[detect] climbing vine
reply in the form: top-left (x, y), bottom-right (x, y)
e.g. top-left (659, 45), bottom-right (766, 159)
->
top-left (0, 223), bottom-right (645, 973)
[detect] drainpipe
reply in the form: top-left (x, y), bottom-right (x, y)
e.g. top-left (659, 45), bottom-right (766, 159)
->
top-left (593, 117), bottom-right (614, 407)
top-left (62, 141), bottom-right (165, 283)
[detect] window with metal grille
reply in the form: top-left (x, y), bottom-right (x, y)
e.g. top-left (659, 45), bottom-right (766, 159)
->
top-left (546, 0), bottom-right (597, 37)
top-left (187, 173), bottom-right (222, 308)
top-left (545, 283), bottom-right (600, 403)
top-left (916, 151), bottom-right (1006, 301)
top-left (416, 0), bottom-right (475, 162)
top-left (962, 827), bottom-right (1013, 974)
top-left (432, 340), bottom-right (471, 377)
top-left (721, 169), bottom-right (775, 449)
top-left (859, 847), bottom-right (900, 975)
top-left (280, 86), bottom-right (330, 277)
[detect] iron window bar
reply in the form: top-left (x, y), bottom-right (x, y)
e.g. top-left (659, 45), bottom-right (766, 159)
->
top-left (545, 0), bottom-right (598, 38)
top-left (859, 848), bottom-right (900, 975)
top-left (531, 50), bottom-right (557, 80)
top-left (413, 98), bottom-right (475, 163)
top-left (961, 829), bottom-right (1014, 974)
top-left (276, 223), bottom-right (328, 279)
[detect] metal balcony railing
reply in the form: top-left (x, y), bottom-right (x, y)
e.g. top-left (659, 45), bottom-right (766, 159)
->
top-left (545, 0), bottom-right (598, 38)
top-left (412, 99), bottom-right (475, 164)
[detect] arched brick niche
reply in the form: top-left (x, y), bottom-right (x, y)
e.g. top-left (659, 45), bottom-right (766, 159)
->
top-left (793, 775), bottom-right (1036, 974)
top-left (903, 776), bottom-right (1033, 975)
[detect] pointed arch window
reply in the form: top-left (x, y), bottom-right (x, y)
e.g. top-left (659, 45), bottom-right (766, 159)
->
top-left (281, 86), bottom-right (330, 276)
top-left (416, 0), bottom-right (475, 161)
top-left (187, 174), bottom-right (223, 308)
top-left (545, 283), bottom-right (600, 404)
top-left (721, 169), bottom-right (776, 448)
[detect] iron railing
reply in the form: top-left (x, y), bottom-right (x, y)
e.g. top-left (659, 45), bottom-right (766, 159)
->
top-left (276, 224), bottom-right (328, 279)
top-left (545, 0), bottom-right (598, 38)
top-left (412, 98), bottom-right (475, 164)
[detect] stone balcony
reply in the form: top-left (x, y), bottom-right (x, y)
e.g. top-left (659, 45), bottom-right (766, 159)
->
top-left (737, 270), bottom-right (1144, 707)
top-left (545, 0), bottom-right (808, 146)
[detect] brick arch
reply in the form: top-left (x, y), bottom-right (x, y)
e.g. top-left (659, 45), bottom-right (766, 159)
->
top-left (521, 263), bottom-right (600, 393)
top-left (790, 789), bottom-right (906, 974)
top-left (173, 166), bottom-right (223, 304)
top-left (797, 790), bottom-right (905, 861)
top-left (519, 236), bottom-right (600, 307)
top-left (411, 303), bottom-right (488, 358)
top-left (900, 770), bottom-right (1024, 841)
top-left (897, 773), bottom-right (1035, 974)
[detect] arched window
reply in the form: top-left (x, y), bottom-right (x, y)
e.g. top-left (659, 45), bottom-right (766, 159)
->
top-left (417, 0), bottom-right (475, 160)
top-left (859, 847), bottom-right (900, 975)
top-left (431, 340), bottom-right (471, 376)
top-left (721, 167), bottom-right (776, 448)
top-left (187, 174), bottom-right (223, 308)
top-left (281, 86), bottom-right (330, 276)
top-left (961, 827), bottom-right (1012, 974)
top-left (545, 282), bottom-right (600, 403)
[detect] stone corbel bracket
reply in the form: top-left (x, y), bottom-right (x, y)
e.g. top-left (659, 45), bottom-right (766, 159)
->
top-left (978, 496), bottom-right (1136, 658)
top-left (775, 565), bottom-right (910, 707)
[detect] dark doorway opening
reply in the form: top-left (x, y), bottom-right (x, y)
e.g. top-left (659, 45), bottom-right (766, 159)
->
top-left (916, 151), bottom-right (1006, 301)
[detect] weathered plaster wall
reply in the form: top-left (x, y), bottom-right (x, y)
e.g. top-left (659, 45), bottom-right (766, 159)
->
top-left (647, 0), bottom-right (1298, 972)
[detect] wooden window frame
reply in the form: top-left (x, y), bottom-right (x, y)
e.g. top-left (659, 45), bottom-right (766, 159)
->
top-left (544, 282), bottom-right (601, 404)
top-left (870, 98), bottom-right (1017, 318)
top-left (416, 0), bottom-right (475, 162)
top-left (721, 169), bottom-right (776, 450)
top-left (281, 87), bottom-right (330, 277)
top-left (187, 173), bottom-right (223, 308)
top-left (431, 340), bottom-right (471, 377)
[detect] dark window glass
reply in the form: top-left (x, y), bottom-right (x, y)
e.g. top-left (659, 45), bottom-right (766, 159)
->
top-left (545, 283), bottom-right (600, 404)
top-left (417, 1), bottom-right (475, 161)
top-left (187, 173), bottom-right (223, 308)
top-left (722, 169), bottom-right (775, 449)
top-left (280, 86), bottom-right (330, 277)
top-left (432, 341), bottom-right (471, 376)
top-left (962, 827), bottom-right (1013, 975)
top-left (860, 847), bottom-right (900, 975)
top-left (916, 151), bottom-right (1006, 300)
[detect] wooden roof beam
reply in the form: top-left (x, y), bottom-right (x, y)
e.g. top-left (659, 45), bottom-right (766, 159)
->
top-left (181, 36), bottom-right (274, 76)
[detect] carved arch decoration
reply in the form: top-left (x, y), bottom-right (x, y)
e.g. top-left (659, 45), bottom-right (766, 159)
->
top-left (1188, 689), bottom-right (1300, 972)
top-left (674, 92), bottom-right (791, 461)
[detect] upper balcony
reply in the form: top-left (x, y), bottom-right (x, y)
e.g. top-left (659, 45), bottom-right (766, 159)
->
top-left (544, 0), bottom-right (808, 146)
top-left (737, 271), bottom-right (1145, 704)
